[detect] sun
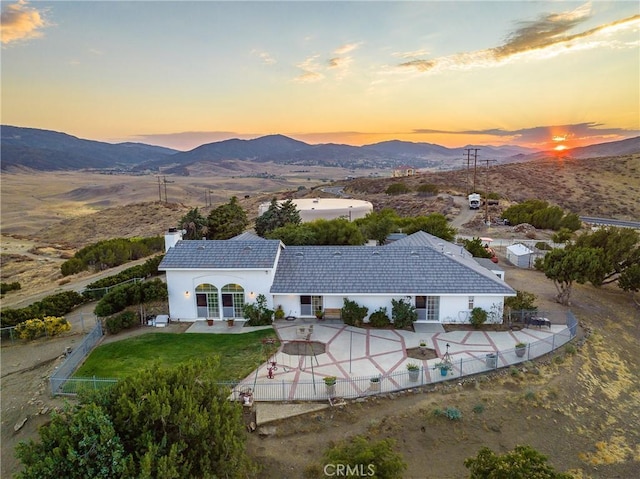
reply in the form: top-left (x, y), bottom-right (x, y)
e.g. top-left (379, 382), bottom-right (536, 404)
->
top-left (554, 144), bottom-right (567, 151)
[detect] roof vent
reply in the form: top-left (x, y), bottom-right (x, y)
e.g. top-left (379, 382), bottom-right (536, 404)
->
top-left (333, 251), bottom-right (342, 256)
top-left (243, 246), bottom-right (252, 251)
top-left (438, 242), bottom-right (444, 252)
top-left (372, 251), bottom-right (381, 256)
top-left (410, 250), bottom-right (419, 256)
top-left (295, 252), bottom-right (304, 257)
top-left (198, 245), bottom-right (205, 250)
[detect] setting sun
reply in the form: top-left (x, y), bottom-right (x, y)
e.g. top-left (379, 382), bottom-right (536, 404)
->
top-left (554, 144), bottom-right (567, 151)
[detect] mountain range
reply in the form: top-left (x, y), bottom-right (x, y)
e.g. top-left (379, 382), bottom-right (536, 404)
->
top-left (2, 125), bottom-right (639, 174)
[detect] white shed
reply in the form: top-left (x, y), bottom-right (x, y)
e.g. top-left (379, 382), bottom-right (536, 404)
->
top-left (506, 243), bottom-right (533, 268)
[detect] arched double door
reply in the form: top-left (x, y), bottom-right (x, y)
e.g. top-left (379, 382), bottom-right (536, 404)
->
top-left (195, 283), bottom-right (245, 319)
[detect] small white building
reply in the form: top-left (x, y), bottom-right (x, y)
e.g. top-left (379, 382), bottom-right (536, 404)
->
top-left (506, 243), bottom-right (534, 268)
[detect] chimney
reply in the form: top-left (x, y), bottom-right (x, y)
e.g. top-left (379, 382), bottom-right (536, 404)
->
top-left (164, 228), bottom-right (183, 252)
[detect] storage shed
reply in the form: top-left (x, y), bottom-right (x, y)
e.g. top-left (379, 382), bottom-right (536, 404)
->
top-left (506, 243), bottom-right (534, 268)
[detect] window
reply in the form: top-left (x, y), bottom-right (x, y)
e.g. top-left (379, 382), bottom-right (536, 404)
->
top-left (300, 295), bottom-right (323, 316)
top-left (468, 296), bottom-right (474, 310)
top-left (222, 284), bottom-right (244, 318)
top-left (195, 284), bottom-right (219, 318)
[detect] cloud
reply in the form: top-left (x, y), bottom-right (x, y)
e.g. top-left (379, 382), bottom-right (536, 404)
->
top-left (334, 42), bottom-right (361, 55)
top-left (1, 0), bottom-right (47, 45)
top-left (293, 54), bottom-right (325, 83)
top-left (397, 4), bottom-right (640, 73)
top-left (412, 122), bottom-right (640, 147)
top-left (251, 49), bottom-right (276, 65)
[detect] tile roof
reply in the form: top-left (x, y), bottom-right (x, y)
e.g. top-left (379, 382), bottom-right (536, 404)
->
top-left (270, 245), bottom-right (515, 295)
top-left (159, 240), bottom-right (281, 270)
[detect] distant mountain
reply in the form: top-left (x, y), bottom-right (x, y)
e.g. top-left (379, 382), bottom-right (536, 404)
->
top-left (1, 125), bottom-right (177, 171)
top-left (3, 125), bottom-right (638, 173)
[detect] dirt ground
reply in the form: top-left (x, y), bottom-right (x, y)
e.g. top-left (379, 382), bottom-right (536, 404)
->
top-left (2, 253), bottom-right (639, 478)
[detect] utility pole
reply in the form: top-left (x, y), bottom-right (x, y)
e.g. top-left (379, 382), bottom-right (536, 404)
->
top-left (464, 148), bottom-right (480, 193)
top-left (156, 176), bottom-right (162, 202)
top-left (480, 158), bottom-right (497, 224)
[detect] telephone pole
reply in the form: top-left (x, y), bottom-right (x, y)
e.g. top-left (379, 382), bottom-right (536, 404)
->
top-left (464, 148), bottom-right (480, 193)
top-left (480, 158), bottom-right (497, 223)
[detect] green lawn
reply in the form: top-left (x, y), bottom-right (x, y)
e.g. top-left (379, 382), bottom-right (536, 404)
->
top-left (74, 330), bottom-right (279, 381)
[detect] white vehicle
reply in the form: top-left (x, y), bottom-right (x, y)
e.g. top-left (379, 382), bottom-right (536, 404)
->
top-left (468, 193), bottom-right (481, 210)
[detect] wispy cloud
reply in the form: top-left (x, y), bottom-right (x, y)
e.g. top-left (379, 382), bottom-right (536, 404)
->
top-left (294, 42), bottom-right (362, 82)
top-left (293, 54), bottom-right (325, 83)
top-left (251, 49), bottom-right (276, 65)
top-left (396, 3), bottom-right (640, 73)
top-left (1, 0), bottom-right (47, 45)
top-left (412, 122), bottom-right (640, 147)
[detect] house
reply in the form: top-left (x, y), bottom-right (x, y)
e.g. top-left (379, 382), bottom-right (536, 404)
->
top-left (506, 243), bottom-right (534, 268)
top-left (159, 231), bottom-right (515, 324)
top-left (392, 165), bottom-right (416, 177)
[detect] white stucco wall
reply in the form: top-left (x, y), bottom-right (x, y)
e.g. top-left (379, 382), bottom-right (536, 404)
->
top-left (166, 268), bottom-right (275, 320)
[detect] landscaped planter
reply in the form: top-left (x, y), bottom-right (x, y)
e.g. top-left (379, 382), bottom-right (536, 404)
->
top-left (515, 343), bottom-right (527, 358)
top-left (370, 377), bottom-right (381, 391)
top-left (207, 319), bottom-right (214, 326)
top-left (408, 369), bottom-right (420, 382)
top-left (227, 318), bottom-right (235, 327)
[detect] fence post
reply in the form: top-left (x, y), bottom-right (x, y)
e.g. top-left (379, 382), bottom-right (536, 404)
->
top-left (282, 379), bottom-right (286, 401)
top-left (459, 357), bottom-right (463, 376)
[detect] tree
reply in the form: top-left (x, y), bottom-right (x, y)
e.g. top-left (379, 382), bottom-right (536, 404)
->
top-left (242, 294), bottom-right (274, 326)
top-left (178, 208), bottom-right (206, 240)
top-left (207, 196), bottom-right (248, 240)
top-left (573, 227), bottom-right (640, 288)
top-left (20, 359), bottom-right (256, 478)
top-left (385, 183), bottom-right (410, 195)
top-left (461, 237), bottom-right (493, 258)
top-left (535, 247), bottom-right (607, 305)
top-left (309, 218), bottom-right (365, 245)
top-left (255, 198), bottom-right (301, 237)
top-left (401, 213), bottom-right (457, 242)
top-left (464, 444), bottom-right (572, 478)
top-left (391, 298), bottom-right (418, 329)
top-left (357, 208), bottom-right (399, 245)
top-left (16, 403), bottom-right (129, 479)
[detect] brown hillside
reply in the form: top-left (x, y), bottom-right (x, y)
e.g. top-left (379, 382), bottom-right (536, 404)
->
top-left (344, 153), bottom-right (640, 221)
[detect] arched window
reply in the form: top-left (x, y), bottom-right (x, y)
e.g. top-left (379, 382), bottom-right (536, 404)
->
top-left (195, 284), bottom-right (219, 318)
top-left (221, 283), bottom-right (244, 318)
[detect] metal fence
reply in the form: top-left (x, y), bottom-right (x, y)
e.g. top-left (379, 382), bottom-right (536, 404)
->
top-left (56, 311), bottom-right (579, 400)
top-left (82, 277), bottom-right (144, 299)
top-left (50, 321), bottom-right (105, 396)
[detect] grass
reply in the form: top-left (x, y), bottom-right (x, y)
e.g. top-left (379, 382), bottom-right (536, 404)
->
top-left (74, 329), bottom-right (279, 381)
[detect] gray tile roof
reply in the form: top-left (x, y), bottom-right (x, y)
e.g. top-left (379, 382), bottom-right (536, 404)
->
top-left (159, 240), bottom-right (281, 270)
top-left (270, 245), bottom-right (515, 295)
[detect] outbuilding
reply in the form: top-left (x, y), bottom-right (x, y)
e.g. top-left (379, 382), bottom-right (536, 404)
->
top-left (506, 243), bottom-right (534, 268)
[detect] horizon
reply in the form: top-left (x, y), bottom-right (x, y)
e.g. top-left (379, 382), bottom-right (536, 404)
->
top-left (2, 1), bottom-right (639, 151)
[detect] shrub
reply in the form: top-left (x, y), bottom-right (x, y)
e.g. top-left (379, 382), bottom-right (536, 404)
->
top-left (322, 435), bottom-right (407, 479)
top-left (564, 343), bottom-right (577, 355)
top-left (469, 307), bottom-right (488, 328)
top-left (105, 311), bottom-right (139, 335)
top-left (0, 281), bottom-right (21, 294)
top-left (465, 445), bottom-right (573, 478)
top-left (391, 298), bottom-right (417, 329)
top-left (472, 403), bottom-right (485, 414)
top-left (341, 298), bottom-right (368, 327)
top-left (444, 407), bottom-right (462, 421)
top-left (416, 183), bottom-right (439, 196)
top-left (15, 316), bottom-right (71, 340)
top-left (1, 291), bottom-right (85, 328)
top-left (385, 183), bottom-right (410, 195)
top-left (94, 279), bottom-right (167, 317)
top-left (242, 294), bottom-right (274, 326)
top-left (368, 307), bottom-right (390, 328)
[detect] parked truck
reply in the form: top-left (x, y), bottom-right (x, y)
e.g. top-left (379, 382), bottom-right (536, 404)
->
top-left (468, 193), bottom-right (481, 209)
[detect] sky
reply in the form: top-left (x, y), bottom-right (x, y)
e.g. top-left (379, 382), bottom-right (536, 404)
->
top-left (1, 1), bottom-right (639, 151)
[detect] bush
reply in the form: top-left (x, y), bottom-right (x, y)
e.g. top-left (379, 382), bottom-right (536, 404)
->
top-left (105, 311), bottom-right (139, 335)
top-left (94, 279), bottom-right (167, 317)
top-left (83, 255), bottom-right (164, 300)
top-left (321, 435), bottom-right (407, 479)
top-left (341, 298), bottom-right (368, 327)
top-left (469, 307), bottom-right (488, 328)
top-left (391, 298), bottom-right (418, 329)
top-left (416, 183), bottom-right (439, 196)
top-left (1, 291), bottom-right (85, 328)
top-left (15, 316), bottom-right (71, 340)
top-left (0, 281), bottom-right (21, 295)
top-left (368, 307), bottom-right (390, 328)
top-left (385, 183), bottom-right (410, 195)
top-left (242, 294), bottom-right (274, 326)
top-left (465, 445), bottom-right (572, 478)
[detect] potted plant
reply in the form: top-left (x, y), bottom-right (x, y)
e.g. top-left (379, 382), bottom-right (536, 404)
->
top-left (227, 318), bottom-right (235, 327)
top-left (515, 342), bottom-right (527, 358)
top-left (419, 340), bottom-right (427, 355)
top-left (434, 361), bottom-right (452, 377)
top-left (369, 376), bottom-right (381, 392)
top-left (315, 308), bottom-right (324, 320)
top-left (207, 318), bottom-right (214, 326)
top-left (407, 362), bottom-right (420, 382)
top-left (324, 376), bottom-right (337, 395)
top-left (274, 305), bottom-right (285, 320)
